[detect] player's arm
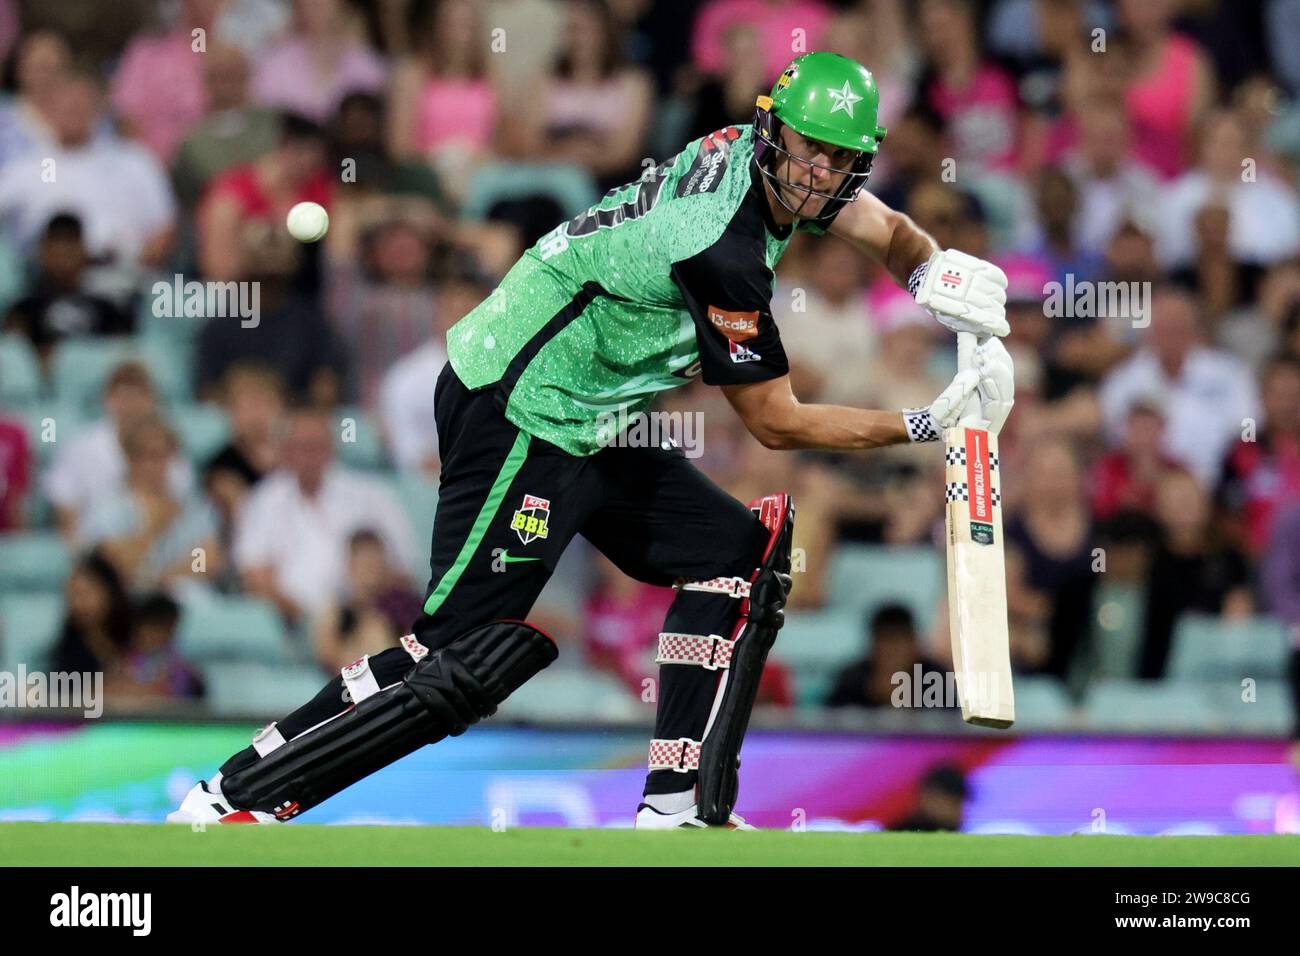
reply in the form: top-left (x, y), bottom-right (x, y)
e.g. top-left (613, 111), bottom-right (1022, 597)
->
top-left (722, 375), bottom-right (905, 450)
top-left (830, 190), bottom-right (1011, 339)
top-left (828, 188), bottom-right (937, 287)
top-left (722, 366), bottom-right (988, 452)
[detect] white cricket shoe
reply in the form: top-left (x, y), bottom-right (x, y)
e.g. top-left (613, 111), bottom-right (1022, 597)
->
top-left (634, 802), bottom-right (755, 830)
top-left (166, 772), bottom-right (278, 824)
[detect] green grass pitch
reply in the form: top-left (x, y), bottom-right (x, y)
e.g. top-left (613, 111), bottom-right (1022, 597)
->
top-left (0, 823), bottom-right (1295, 866)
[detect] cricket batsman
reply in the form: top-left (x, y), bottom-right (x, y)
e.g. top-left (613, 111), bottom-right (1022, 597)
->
top-left (171, 52), bottom-right (1015, 828)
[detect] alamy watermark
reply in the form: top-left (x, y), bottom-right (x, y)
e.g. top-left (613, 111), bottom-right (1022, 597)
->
top-left (1043, 276), bottom-right (1151, 328)
top-left (151, 274), bottom-right (260, 328)
top-left (0, 667), bottom-right (103, 718)
top-left (595, 406), bottom-right (705, 458)
top-left (891, 665), bottom-right (1005, 711)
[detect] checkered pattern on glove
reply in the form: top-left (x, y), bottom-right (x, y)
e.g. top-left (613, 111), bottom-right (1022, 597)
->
top-left (907, 261), bottom-right (929, 299)
top-left (902, 407), bottom-right (940, 443)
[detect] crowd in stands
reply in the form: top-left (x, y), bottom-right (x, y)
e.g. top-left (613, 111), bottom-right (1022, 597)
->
top-left (0, 0), bottom-right (1295, 738)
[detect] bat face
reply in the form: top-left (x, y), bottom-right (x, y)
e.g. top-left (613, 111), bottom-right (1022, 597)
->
top-left (945, 425), bottom-right (1015, 728)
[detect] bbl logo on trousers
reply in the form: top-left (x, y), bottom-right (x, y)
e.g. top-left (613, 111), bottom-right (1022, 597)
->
top-left (511, 494), bottom-right (551, 544)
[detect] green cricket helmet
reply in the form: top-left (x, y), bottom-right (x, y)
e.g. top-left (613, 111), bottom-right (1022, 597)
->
top-left (753, 52), bottom-right (888, 222)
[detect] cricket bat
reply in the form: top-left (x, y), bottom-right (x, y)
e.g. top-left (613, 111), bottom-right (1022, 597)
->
top-left (944, 332), bottom-right (1014, 728)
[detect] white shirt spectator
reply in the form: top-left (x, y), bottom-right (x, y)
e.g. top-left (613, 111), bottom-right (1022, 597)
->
top-left (45, 420), bottom-right (194, 537)
top-left (233, 465), bottom-right (418, 613)
top-left (1064, 152), bottom-right (1162, 255)
top-left (82, 488), bottom-right (218, 591)
top-left (0, 138), bottom-right (175, 262)
top-left (771, 280), bottom-right (876, 402)
top-left (216, 0), bottom-right (292, 57)
top-left (1098, 346), bottom-right (1261, 485)
top-left (379, 340), bottom-right (447, 473)
top-left (1155, 170), bottom-right (1300, 269)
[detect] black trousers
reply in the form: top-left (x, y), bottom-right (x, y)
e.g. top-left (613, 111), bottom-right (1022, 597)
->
top-left (223, 365), bottom-right (771, 798)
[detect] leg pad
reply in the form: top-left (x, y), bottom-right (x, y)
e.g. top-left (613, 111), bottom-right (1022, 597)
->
top-left (221, 620), bottom-right (556, 819)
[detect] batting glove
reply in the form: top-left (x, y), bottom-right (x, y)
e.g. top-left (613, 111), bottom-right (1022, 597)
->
top-left (971, 336), bottom-right (1015, 434)
top-left (909, 249), bottom-right (1010, 339)
top-left (902, 369), bottom-right (981, 442)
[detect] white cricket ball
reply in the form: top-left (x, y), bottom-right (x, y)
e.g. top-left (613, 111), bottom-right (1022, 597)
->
top-left (286, 201), bottom-right (329, 243)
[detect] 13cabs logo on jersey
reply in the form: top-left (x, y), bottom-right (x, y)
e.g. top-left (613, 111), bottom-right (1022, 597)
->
top-left (511, 494), bottom-right (551, 544)
top-left (708, 306), bottom-right (759, 342)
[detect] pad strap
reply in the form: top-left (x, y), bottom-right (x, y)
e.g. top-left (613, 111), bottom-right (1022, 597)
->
top-left (676, 576), bottom-right (751, 598)
top-left (655, 632), bottom-right (735, 671)
top-left (648, 737), bottom-right (703, 772)
top-left (251, 722), bottom-right (286, 757)
top-left (341, 655), bottom-right (382, 704)
top-left (400, 634), bottom-right (429, 663)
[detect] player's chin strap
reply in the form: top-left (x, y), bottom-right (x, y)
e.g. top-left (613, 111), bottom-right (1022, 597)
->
top-left (648, 493), bottom-right (794, 821)
top-left (220, 622), bottom-right (557, 820)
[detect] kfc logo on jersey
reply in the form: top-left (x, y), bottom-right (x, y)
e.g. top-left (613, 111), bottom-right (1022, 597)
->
top-left (729, 340), bottom-right (762, 364)
top-left (511, 494), bottom-right (551, 544)
top-left (708, 305), bottom-right (759, 342)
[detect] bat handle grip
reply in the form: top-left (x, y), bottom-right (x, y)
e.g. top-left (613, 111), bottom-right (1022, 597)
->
top-left (955, 331), bottom-right (982, 426)
top-left (957, 330), bottom-right (977, 373)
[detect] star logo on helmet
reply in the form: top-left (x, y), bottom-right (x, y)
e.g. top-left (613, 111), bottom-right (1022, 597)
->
top-left (826, 81), bottom-right (863, 118)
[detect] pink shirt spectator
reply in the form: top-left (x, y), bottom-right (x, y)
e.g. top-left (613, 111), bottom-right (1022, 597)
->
top-left (927, 63), bottom-right (1020, 173)
top-left (0, 416), bottom-right (30, 531)
top-left (111, 30), bottom-right (208, 163)
top-left (1125, 35), bottom-right (1199, 180)
top-left (200, 163), bottom-right (334, 226)
top-left (415, 78), bottom-right (496, 155)
top-left (692, 0), bottom-right (832, 79)
top-left (252, 39), bottom-right (386, 123)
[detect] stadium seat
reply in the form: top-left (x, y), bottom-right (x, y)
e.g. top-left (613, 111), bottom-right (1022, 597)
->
top-left (168, 401), bottom-right (231, 465)
top-left (1203, 678), bottom-right (1292, 734)
top-left (497, 665), bottom-right (642, 723)
top-left (136, 338), bottom-right (192, 404)
top-left (0, 334), bottom-right (41, 406)
top-left (333, 407), bottom-right (388, 470)
top-left (50, 337), bottom-right (138, 413)
top-left (825, 545), bottom-right (943, 632)
top-left (1167, 614), bottom-right (1290, 681)
top-left (176, 595), bottom-right (293, 665)
top-left (462, 162), bottom-right (600, 221)
top-left (0, 531), bottom-right (71, 594)
top-left (0, 592), bottom-right (63, 671)
top-left (769, 608), bottom-right (864, 707)
top-left (135, 291), bottom-right (207, 347)
top-left (202, 662), bottom-right (331, 718)
top-left (390, 472), bottom-right (438, 580)
top-left (1009, 674), bottom-right (1077, 731)
top-left (1080, 679), bottom-right (1217, 732)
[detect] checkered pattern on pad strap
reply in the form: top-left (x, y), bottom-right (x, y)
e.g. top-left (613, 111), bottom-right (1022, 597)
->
top-left (656, 632), bottom-right (736, 670)
top-left (648, 737), bottom-right (702, 772)
top-left (675, 576), bottom-right (750, 598)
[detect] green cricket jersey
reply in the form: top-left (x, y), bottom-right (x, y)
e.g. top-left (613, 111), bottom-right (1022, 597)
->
top-left (447, 125), bottom-right (827, 456)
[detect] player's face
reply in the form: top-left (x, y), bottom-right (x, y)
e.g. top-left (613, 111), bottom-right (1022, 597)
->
top-left (774, 126), bottom-right (860, 218)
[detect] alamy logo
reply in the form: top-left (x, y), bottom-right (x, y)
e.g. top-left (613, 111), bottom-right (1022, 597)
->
top-left (0, 667), bottom-right (102, 717)
top-left (595, 406), bottom-right (705, 459)
top-left (50, 886), bottom-right (152, 936)
top-left (151, 273), bottom-right (260, 328)
top-left (1042, 276), bottom-right (1151, 327)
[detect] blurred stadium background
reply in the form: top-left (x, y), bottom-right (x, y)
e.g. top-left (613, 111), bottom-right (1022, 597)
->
top-left (0, 0), bottom-right (1298, 833)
